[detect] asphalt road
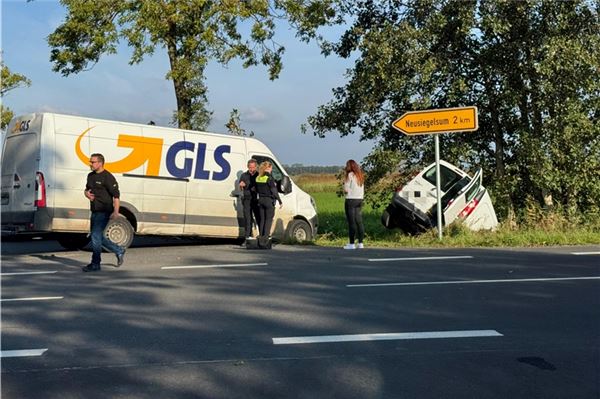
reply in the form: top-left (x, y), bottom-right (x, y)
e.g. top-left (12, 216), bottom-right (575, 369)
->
top-left (2, 238), bottom-right (599, 399)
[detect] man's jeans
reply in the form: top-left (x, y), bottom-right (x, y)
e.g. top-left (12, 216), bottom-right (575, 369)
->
top-left (90, 212), bottom-right (124, 266)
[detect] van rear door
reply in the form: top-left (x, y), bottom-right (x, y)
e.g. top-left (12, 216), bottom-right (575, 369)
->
top-left (442, 168), bottom-right (483, 225)
top-left (1, 131), bottom-right (40, 226)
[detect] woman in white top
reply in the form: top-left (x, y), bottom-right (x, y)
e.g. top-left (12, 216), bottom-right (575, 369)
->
top-left (343, 159), bottom-right (365, 249)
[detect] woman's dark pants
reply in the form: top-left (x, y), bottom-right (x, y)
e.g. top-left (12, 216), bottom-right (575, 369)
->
top-left (258, 197), bottom-right (275, 237)
top-left (344, 199), bottom-right (365, 244)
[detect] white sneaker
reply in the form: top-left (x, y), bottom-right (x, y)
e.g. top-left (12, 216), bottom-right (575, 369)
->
top-left (343, 243), bottom-right (356, 250)
top-left (357, 243), bottom-right (364, 249)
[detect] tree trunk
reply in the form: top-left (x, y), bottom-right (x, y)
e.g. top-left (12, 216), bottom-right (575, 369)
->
top-left (490, 103), bottom-right (504, 180)
top-left (165, 22), bottom-right (191, 130)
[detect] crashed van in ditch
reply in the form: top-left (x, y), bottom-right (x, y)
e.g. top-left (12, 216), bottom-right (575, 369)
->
top-left (381, 160), bottom-right (498, 234)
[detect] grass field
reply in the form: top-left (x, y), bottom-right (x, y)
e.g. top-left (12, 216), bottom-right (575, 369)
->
top-left (294, 175), bottom-right (600, 248)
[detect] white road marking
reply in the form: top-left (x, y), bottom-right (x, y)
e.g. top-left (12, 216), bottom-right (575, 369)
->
top-left (273, 330), bottom-right (503, 345)
top-left (162, 263), bottom-right (268, 270)
top-left (368, 256), bottom-right (474, 262)
top-left (0, 296), bottom-right (64, 302)
top-left (1, 349), bottom-right (48, 358)
top-left (347, 276), bottom-right (600, 288)
top-left (1, 271), bottom-right (57, 276)
top-left (571, 251), bottom-right (600, 255)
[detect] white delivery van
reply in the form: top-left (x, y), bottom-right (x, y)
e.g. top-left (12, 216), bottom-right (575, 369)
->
top-left (1, 113), bottom-right (318, 249)
top-left (381, 160), bottom-right (498, 234)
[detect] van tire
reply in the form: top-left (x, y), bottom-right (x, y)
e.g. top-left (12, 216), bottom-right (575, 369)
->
top-left (104, 216), bottom-right (135, 249)
top-left (286, 219), bottom-right (312, 242)
top-left (57, 234), bottom-right (90, 250)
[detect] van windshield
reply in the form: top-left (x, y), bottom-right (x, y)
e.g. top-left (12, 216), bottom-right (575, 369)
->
top-left (423, 165), bottom-right (463, 192)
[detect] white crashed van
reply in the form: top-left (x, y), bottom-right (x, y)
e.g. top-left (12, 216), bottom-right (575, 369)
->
top-left (1, 113), bottom-right (317, 248)
top-left (381, 160), bottom-right (498, 234)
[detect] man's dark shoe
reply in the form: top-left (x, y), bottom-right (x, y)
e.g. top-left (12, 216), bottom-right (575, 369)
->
top-left (116, 251), bottom-right (125, 267)
top-left (82, 264), bottom-right (101, 272)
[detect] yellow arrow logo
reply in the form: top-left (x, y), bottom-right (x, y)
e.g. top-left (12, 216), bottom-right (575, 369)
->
top-left (75, 127), bottom-right (164, 175)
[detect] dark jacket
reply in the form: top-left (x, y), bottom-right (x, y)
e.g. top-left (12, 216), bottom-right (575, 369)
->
top-left (255, 172), bottom-right (282, 205)
top-left (86, 170), bottom-right (120, 213)
top-left (239, 170), bottom-right (258, 200)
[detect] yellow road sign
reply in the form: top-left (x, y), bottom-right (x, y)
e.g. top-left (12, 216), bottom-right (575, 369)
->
top-left (392, 106), bottom-right (478, 135)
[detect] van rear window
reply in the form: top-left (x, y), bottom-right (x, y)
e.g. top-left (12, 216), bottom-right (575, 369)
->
top-left (423, 165), bottom-right (463, 192)
top-left (2, 133), bottom-right (39, 174)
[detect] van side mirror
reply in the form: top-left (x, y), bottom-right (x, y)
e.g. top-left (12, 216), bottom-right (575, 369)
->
top-left (278, 175), bottom-right (292, 194)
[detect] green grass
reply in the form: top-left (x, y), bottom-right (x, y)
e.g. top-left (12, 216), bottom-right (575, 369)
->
top-left (309, 191), bottom-right (600, 248)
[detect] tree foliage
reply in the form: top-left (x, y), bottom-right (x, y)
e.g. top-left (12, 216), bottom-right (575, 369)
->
top-left (302, 0), bottom-right (600, 217)
top-left (225, 108), bottom-right (254, 136)
top-left (47, 0), bottom-right (337, 130)
top-left (1, 61), bottom-right (31, 129)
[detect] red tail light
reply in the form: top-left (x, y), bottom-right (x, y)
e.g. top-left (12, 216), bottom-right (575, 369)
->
top-left (35, 172), bottom-right (46, 208)
top-left (459, 198), bottom-right (479, 218)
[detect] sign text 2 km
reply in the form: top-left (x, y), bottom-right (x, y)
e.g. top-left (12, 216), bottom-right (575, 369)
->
top-left (392, 106), bottom-right (478, 135)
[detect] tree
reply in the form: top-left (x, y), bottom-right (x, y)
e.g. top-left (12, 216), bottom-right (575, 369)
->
top-left (225, 108), bottom-right (254, 136)
top-left (1, 61), bottom-right (31, 129)
top-left (302, 0), bottom-right (600, 217)
top-left (46, 0), bottom-right (336, 130)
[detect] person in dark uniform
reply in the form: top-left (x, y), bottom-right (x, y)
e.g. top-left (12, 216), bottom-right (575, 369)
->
top-left (255, 161), bottom-right (282, 239)
top-left (82, 153), bottom-right (126, 272)
top-left (238, 159), bottom-right (260, 241)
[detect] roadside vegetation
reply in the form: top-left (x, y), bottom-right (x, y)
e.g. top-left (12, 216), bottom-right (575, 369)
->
top-left (293, 174), bottom-right (600, 248)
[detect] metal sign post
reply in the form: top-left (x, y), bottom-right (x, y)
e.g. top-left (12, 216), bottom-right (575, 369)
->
top-left (434, 134), bottom-right (442, 239)
top-left (392, 106), bottom-right (479, 240)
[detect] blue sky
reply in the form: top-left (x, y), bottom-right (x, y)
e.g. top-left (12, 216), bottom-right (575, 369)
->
top-left (1, 0), bottom-right (375, 166)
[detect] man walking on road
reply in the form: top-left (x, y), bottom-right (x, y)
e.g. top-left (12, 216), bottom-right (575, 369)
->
top-left (82, 153), bottom-right (125, 272)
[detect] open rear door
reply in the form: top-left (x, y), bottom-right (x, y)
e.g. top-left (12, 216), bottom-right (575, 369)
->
top-left (1, 132), bottom-right (40, 226)
top-left (442, 168), bottom-right (483, 226)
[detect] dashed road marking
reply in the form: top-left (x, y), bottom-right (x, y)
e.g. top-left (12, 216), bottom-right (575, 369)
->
top-left (0, 296), bottom-right (64, 302)
top-left (162, 263), bottom-right (268, 270)
top-left (347, 276), bottom-right (600, 288)
top-left (1, 271), bottom-right (57, 276)
top-left (368, 256), bottom-right (474, 262)
top-left (273, 330), bottom-right (503, 345)
top-left (571, 252), bottom-right (600, 255)
top-left (1, 349), bottom-right (48, 358)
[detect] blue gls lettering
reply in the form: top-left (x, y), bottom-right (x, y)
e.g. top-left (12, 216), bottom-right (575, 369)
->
top-left (194, 143), bottom-right (211, 180)
top-left (166, 141), bottom-right (195, 178)
top-left (165, 141), bottom-right (232, 180)
top-left (212, 145), bottom-right (231, 181)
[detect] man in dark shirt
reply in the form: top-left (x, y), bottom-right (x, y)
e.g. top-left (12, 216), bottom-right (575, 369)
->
top-left (82, 153), bottom-right (126, 272)
top-left (238, 159), bottom-right (260, 241)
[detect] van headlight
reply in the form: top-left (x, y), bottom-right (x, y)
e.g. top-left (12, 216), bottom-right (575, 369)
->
top-left (310, 196), bottom-right (317, 212)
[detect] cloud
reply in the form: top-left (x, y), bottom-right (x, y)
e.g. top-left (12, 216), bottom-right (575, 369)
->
top-left (243, 107), bottom-right (269, 123)
top-left (37, 104), bottom-right (78, 114)
top-left (100, 71), bottom-right (137, 96)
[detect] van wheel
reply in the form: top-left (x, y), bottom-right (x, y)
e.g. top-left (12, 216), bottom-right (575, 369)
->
top-left (286, 220), bottom-right (312, 242)
top-left (57, 234), bottom-right (90, 250)
top-left (104, 216), bottom-right (134, 249)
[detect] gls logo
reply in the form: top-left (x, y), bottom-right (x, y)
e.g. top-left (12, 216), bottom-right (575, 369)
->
top-left (75, 127), bottom-right (231, 181)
